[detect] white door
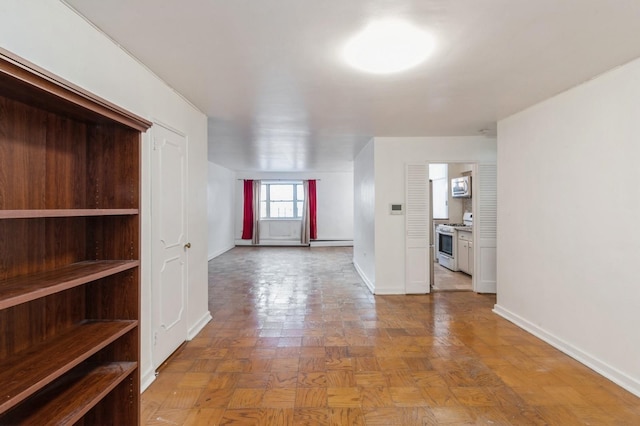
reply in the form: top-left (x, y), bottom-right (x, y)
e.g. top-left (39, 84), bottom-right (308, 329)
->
top-left (405, 163), bottom-right (431, 294)
top-left (473, 163), bottom-right (497, 293)
top-left (151, 123), bottom-right (189, 368)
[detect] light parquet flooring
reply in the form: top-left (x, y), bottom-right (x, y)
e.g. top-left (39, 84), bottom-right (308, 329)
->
top-left (142, 247), bottom-right (640, 425)
top-left (432, 263), bottom-right (472, 292)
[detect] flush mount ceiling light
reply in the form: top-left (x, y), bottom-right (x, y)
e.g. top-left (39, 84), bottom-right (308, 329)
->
top-left (343, 19), bottom-right (435, 74)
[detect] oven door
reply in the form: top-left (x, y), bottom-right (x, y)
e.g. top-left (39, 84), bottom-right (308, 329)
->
top-left (437, 231), bottom-right (454, 257)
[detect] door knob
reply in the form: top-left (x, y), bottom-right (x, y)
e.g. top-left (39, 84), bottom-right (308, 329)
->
top-left (184, 242), bottom-right (191, 249)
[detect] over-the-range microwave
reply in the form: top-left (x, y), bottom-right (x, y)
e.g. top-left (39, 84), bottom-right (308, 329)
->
top-left (451, 176), bottom-right (471, 198)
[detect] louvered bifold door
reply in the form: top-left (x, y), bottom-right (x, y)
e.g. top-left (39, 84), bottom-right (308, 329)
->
top-left (475, 163), bottom-right (497, 293)
top-left (405, 163), bottom-right (430, 294)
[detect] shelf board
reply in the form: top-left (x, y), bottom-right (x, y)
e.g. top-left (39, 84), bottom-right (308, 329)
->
top-left (1, 362), bottom-right (137, 425)
top-left (0, 320), bottom-right (137, 414)
top-left (0, 209), bottom-right (138, 219)
top-left (0, 260), bottom-right (139, 310)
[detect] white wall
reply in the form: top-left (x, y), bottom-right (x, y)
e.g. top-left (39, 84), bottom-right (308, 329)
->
top-left (234, 171), bottom-right (354, 243)
top-left (0, 0), bottom-right (210, 391)
top-left (353, 139), bottom-right (376, 292)
top-left (208, 162), bottom-right (236, 259)
top-left (496, 57), bottom-right (640, 396)
top-left (373, 137), bottom-right (497, 294)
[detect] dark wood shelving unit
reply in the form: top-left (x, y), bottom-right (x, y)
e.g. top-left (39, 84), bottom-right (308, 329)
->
top-left (4, 362), bottom-right (137, 426)
top-left (0, 260), bottom-right (139, 309)
top-left (0, 321), bottom-right (137, 413)
top-left (0, 48), bottom-right (151, 425)
top-left (0, 209), bottom-right (139, 219)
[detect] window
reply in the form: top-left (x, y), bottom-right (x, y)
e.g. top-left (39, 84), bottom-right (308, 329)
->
top-left (429, 163), bottom-right (448, 219)
top-left (260, 182), bottom-right (305, 218)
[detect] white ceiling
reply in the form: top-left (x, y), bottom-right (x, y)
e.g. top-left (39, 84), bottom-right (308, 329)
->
top-left (64, 0), bottom-right (640, 172)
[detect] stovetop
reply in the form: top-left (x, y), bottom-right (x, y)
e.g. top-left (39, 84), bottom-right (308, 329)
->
top-left (438, 212), bottom-right (473, 231)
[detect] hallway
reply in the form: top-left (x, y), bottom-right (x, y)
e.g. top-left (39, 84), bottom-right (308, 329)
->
top-left (141, 247), bottom-right (639, 425)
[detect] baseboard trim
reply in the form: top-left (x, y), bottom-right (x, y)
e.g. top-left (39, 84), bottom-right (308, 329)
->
top-left (188, 311), bottom-right (212, 340)
top-left (140, 367), bottom-right (156, 393)
top-left (371, 287), bottom-right (405, 295)
top-left (208, 244), bottom-right (235, 261)
top-left (493, 304), bottom-right (640, 398)
top-left (234, 239), bottom-right (307, 247)
top-left (311, 240), bottom-right (353, 247)
top-left (353, 259), bottom-right (375, 294)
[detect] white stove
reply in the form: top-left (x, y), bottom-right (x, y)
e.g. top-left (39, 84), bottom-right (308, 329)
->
top-left (436, 212), bottom-right (472, 271)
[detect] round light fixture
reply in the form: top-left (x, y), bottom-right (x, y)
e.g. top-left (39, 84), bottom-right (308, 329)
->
top-left (343, 19), bottom-right (435, 74)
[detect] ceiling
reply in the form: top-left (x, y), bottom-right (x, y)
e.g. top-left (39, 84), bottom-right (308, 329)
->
top-left (64, 0), bottom-right (640, 172)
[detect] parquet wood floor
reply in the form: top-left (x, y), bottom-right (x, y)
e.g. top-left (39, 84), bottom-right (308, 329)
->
top-left (141, 247), bottom-right (640, 425)
top-left (432, 263), bottom-right (472, 291)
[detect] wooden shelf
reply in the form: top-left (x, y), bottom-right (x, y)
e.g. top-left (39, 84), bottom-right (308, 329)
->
top-left (0, 49), bottom-right (145, 425)
top-left (3, 362), bottom-right (137, 425)
top-left (0, 320), bottom-right (137, 414)
top-left (0, 209), bottom-right (138, 219)
top-left (0, 260), bottom-right (139, 310)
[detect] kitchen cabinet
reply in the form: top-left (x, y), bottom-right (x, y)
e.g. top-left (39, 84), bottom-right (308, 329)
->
top-left (458, 230), bottom-right (473, 275)
top-left (0, 49), bottom-right (151, 424)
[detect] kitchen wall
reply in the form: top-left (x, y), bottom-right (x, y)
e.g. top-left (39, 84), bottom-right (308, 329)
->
top-left (496, 56), bottom-right (640, 396)
top-left (447, 163), bottom-right (473, 223)
top-left (0, 0), bottom-right (210, 391)
top-left (208, 162), bottom-right (236, 259)
top-left (234, 171), bottom-right (354, 244)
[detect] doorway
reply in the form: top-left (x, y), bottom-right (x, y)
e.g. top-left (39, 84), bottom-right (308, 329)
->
top-left (429, 162), bottom-right (473, 292)
top-left (403, 160), bottom-right (497, 295)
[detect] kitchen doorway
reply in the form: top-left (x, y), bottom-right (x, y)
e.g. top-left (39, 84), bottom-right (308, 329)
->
top-left (429, 162), bottom-right (473, 292)
top-left (404, 159), bottom-right (496, 295)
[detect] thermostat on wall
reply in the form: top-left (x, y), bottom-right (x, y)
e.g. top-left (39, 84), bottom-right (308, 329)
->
top-left (389, 203), bottom-right (404, 215)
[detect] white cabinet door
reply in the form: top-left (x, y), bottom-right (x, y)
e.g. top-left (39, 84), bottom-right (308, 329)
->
top-left (458, 239), bottom-right (469, 274)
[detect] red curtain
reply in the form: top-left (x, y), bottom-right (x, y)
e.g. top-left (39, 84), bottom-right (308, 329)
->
top-left (241, 180), bottom-right (253, 239)
top-left (309, 179), bottom-right (317, 240)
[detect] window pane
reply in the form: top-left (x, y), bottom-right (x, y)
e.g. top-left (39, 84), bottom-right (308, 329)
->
top-left (270, 201), bottom-right (294, 218)
top-left (270, 184), bottom-right (293, 201)
top-left (260, 201), bottom-right (267, 218)
top-left (297, 202), bottom-right (304, 217)
top-left (296, 184), bottom-right (304, 200)
top-left (261, 184), bottom-right (267, 199)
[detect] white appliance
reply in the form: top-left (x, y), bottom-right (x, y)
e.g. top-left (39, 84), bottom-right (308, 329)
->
top-left (436, 212), bottom-right (472, 271)
top-left (451, 176), bottom-right (471, 198)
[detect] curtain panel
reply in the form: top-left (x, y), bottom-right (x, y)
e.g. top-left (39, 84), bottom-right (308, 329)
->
top-left (309, 179), bottom-right (317, 240)
top-left (301, 181), bottom-right (310, 245)
top-left (252, 180), bottom-right (261, 245)
top-left (241, 180), bottom-right (253, 239)
top-left (301, 179), bottom-right (318, 244)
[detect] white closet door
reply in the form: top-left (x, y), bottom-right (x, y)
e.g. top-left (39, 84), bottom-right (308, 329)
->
top-left (475, 163), bottom-right (497, 293)
top-left (151, 123), bottom-right (189, 369)
top-left (405, 163), bottom-right (431, 294)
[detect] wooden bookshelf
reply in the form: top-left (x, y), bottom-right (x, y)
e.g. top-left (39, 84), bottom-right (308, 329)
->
top-left (0, 321), bottom-right (137, 413)
top-left (4, 362), bottom-right (137, 426)
top-left (0, 48), bottom-right (150, 424)
top-left (0, 209), bottom-right (138, 219)
top-left (0, 260), bottom-right (139, 310)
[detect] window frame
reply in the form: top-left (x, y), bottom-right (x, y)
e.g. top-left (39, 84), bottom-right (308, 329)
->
top-left (260, 181), bottom-right (305, 219)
